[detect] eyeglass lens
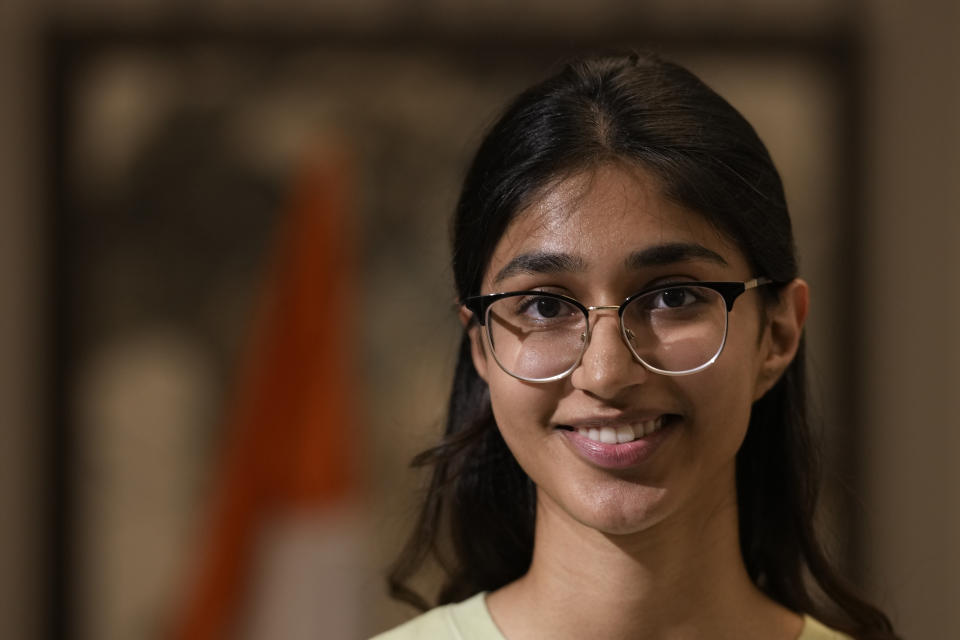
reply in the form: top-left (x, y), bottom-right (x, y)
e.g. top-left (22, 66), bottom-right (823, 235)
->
top-left (485, 286), bottom-right (729, 380)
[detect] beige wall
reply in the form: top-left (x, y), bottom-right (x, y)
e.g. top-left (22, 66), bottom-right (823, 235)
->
top-left (860, 0), bottom-right (960, 635)
top-left (1, 1), bottom-right (956, 638)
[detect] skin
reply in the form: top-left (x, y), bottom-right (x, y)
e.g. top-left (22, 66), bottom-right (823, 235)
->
top-left (460, 163), bottom-right (809, 640)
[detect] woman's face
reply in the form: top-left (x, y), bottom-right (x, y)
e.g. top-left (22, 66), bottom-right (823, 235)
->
top-left (466, 163), bottom-right (784, 536)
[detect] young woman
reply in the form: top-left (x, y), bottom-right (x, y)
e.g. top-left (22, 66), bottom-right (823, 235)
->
top-left (374, 52), bottom-right (898, 640)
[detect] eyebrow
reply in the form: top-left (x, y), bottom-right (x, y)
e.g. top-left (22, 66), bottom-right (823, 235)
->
top-left (492, 242), bottom-right (728, 285)
top-left (493, 251), bottom-right (587, 284)
top-left (625, 242), bottom-right (729, 270)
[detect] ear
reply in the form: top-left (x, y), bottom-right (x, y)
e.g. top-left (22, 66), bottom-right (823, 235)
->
top-left (459, 305), bottom-right (490, 382)
top-left (754, 278), bottom-right (809, 400)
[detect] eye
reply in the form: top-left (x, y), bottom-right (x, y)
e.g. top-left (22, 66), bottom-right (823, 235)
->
top-left (531, 297), bottom-right (562, 318)
top-left (501, 293), bottom-right (582, 327)
top-left (652, 286), bottom-right (698, 309)
top-left (518, 295), bottom-right (578, 320)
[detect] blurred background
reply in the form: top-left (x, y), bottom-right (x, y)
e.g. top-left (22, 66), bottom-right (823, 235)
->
top-left (0, 1), bottom-right (957, 639)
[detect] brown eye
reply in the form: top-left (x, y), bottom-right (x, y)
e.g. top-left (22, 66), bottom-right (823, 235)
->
top-left (508, 294), bottom-right (581, 325)
top-left (534, 297), bottom-right (562, 318)
top-left (659, 288), bottom-right (693, 308)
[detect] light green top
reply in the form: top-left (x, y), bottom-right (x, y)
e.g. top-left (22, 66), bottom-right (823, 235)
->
top-left (371, 592), bottom-right (853, 640)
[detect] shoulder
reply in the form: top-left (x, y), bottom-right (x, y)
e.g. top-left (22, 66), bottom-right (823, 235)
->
top-left (799, 615), bottom-right (855, 640)
top-left (370, 592), bottom-right (505, 640)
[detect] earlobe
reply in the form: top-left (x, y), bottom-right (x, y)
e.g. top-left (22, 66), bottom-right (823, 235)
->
top-left (459, 306), bottom-right (489, 382)
top-left (754, 278), bottom-right (809, 400)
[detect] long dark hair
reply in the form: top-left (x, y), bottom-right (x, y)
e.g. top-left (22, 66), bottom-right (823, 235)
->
top-left (388, 52), bottom-right (896, 639)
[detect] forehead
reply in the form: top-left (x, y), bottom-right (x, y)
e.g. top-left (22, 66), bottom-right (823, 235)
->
top-left (484, 163), bottom-right (745, 284)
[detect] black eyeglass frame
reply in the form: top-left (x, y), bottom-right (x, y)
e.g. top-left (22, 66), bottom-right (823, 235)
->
top-left (461, 277), bottom-right (775, 381)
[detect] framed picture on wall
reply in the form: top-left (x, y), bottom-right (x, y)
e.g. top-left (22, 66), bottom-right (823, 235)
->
top-left (46, 23), bottom-right (861, 640)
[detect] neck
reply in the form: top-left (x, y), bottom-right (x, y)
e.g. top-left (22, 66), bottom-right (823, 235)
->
top-left (486, 469), bottom-right (799, 640)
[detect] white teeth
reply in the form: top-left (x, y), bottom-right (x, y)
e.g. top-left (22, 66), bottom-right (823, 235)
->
top-left (575, 417), bottom-right (667, 444)
top-left (645, 416), bottom-right (667, 436)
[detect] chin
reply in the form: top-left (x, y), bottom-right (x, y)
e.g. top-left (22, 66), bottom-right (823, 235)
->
top-left (582, 504), bottom-right (669, 537)
top-left (548, 481), bottom-right (673, 537)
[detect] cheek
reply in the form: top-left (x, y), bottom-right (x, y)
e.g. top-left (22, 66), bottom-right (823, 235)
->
top-left (486, 372), bottom-right (559, 447)
top-left (699, 375), bottom-right (753, 441)
top-left (688, 333), bottom-right (762, 450)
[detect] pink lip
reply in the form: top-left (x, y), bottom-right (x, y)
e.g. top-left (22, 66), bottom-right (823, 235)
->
top-left (559, 422), bottom-right (673, 469)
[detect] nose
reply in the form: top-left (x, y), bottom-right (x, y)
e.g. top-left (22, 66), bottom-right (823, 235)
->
top-left (569, 307), bottom-right (649, 398)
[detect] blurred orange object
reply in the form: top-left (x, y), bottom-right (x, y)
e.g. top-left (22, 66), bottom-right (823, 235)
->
top-left (172, 145), bottom-right (361, 639)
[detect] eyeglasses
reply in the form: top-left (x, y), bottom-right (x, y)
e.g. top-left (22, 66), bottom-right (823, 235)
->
top-left (462, 278), bottom-right (774, 382)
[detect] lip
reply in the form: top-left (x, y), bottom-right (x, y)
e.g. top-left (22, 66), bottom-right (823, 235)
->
top-left (558, 417), bottom-right (675, 469)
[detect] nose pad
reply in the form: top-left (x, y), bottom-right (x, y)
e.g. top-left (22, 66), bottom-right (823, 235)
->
top-left (580, 309), bottom-right (633, 356)
top-left (570, 312), bottom-right (647, 393)
top-left (587, 315), bottom-right (634, 359)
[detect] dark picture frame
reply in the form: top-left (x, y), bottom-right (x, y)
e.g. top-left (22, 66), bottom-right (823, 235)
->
top-left (44, 21), bottom-right (864, 640)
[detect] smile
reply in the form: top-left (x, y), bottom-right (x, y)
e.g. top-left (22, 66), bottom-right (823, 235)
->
top-left (556, 415), bottom-right (677, 469)
top-left (572, 416), bottom-right (666, 444)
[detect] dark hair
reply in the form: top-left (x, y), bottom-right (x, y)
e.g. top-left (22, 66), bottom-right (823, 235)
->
top-left (388, 52), bottom-right (896, 639)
